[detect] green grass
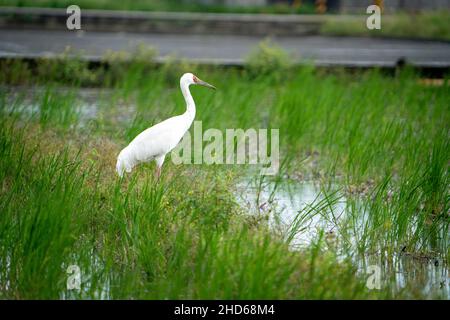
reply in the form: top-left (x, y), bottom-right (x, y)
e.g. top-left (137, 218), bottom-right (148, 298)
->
top-left (0, 50), bottom-right (448, 299)
top-left (0, 0), bottom-right (316, 14)
top-left (321, 11), bottom-right (450, 41)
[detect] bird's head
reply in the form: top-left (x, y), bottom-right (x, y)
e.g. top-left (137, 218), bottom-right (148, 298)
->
top-left (181, 73), bottom-right (216, 90)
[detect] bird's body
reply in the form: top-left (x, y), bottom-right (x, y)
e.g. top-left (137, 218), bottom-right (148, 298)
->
top-left (116, 73), bottom-right (215, 178)
top-left (116, 114), bottom-right (191, 177)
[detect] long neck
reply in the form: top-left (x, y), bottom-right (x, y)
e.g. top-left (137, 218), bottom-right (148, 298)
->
top-left (181, 81), bottom-right (196, 123)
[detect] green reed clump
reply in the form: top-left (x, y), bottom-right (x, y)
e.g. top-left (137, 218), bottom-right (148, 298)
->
top-left (245, 39), bottom-right (293, 80)
top-left (36, 87), bottom-right (80, 129)
top-left (0, 122), bottom-right (89, 298)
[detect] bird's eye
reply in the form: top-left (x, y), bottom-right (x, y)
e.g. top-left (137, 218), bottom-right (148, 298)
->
top-left (193, 75), bottom-right (198, 83)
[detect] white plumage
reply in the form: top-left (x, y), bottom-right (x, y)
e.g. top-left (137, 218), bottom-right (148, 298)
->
top-left (116, 73), bottom-right (216, 179)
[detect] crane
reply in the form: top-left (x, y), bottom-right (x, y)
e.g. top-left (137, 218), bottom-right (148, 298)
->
top-left (116, 73), bottom-right (216, 179)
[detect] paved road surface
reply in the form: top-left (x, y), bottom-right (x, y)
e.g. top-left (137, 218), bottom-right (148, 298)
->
top-left (0, 29), bottom-right (449, 67)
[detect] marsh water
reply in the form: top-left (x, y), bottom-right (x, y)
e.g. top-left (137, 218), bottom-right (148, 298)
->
top-left (2, 86), bottom-right (448, 298)
top-left (236, 177), bottom-right (449, 298)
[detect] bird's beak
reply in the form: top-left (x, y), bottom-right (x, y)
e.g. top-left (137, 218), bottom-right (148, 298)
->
top-left (196, 78), bottom-right (216, 90)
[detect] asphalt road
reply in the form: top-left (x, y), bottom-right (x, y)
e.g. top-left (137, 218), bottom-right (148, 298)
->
top-left (0, 29), bottom-right (449, 67)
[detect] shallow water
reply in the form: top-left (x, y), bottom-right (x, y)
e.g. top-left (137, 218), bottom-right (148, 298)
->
top-left (237, 179), bottom-right (345, 247)
top-left (236, 177), bottom-right (449, 298)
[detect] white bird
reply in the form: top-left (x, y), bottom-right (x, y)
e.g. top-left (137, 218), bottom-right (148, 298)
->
top-left (116, 73), bottom-right (216, 179)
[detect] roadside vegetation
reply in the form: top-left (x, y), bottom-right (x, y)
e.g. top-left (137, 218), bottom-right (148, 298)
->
top-left (0, 0), bottom-right (316, 14)
top-left (2, 1), bottom-right (450, 40)
top-left (0, 44), bottom-right (448, 299)
top-left (321, 10), bottom-right (450, 41)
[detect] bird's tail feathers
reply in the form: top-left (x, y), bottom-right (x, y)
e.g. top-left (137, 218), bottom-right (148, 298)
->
top-left (116, 152), bottom-right (125, 178)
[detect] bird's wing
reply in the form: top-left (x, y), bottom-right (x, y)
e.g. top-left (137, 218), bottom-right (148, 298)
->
top-left (129, 115), bottom-right (187, 161)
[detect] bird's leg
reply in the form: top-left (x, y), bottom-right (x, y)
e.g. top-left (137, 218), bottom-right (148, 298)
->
top-left (155, 166), bottom-right (161, 182)
top-left (154, 155), bottom-right (165, 183)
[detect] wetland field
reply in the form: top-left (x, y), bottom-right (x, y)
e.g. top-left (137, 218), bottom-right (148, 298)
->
top-left (0, 51), bottom-right (448, 299)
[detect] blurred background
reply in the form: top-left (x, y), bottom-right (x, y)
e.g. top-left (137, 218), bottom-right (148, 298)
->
top-left (2, 0), bottom-right (450, 13)
top-left (0, 0), bottom-right (449, 69)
